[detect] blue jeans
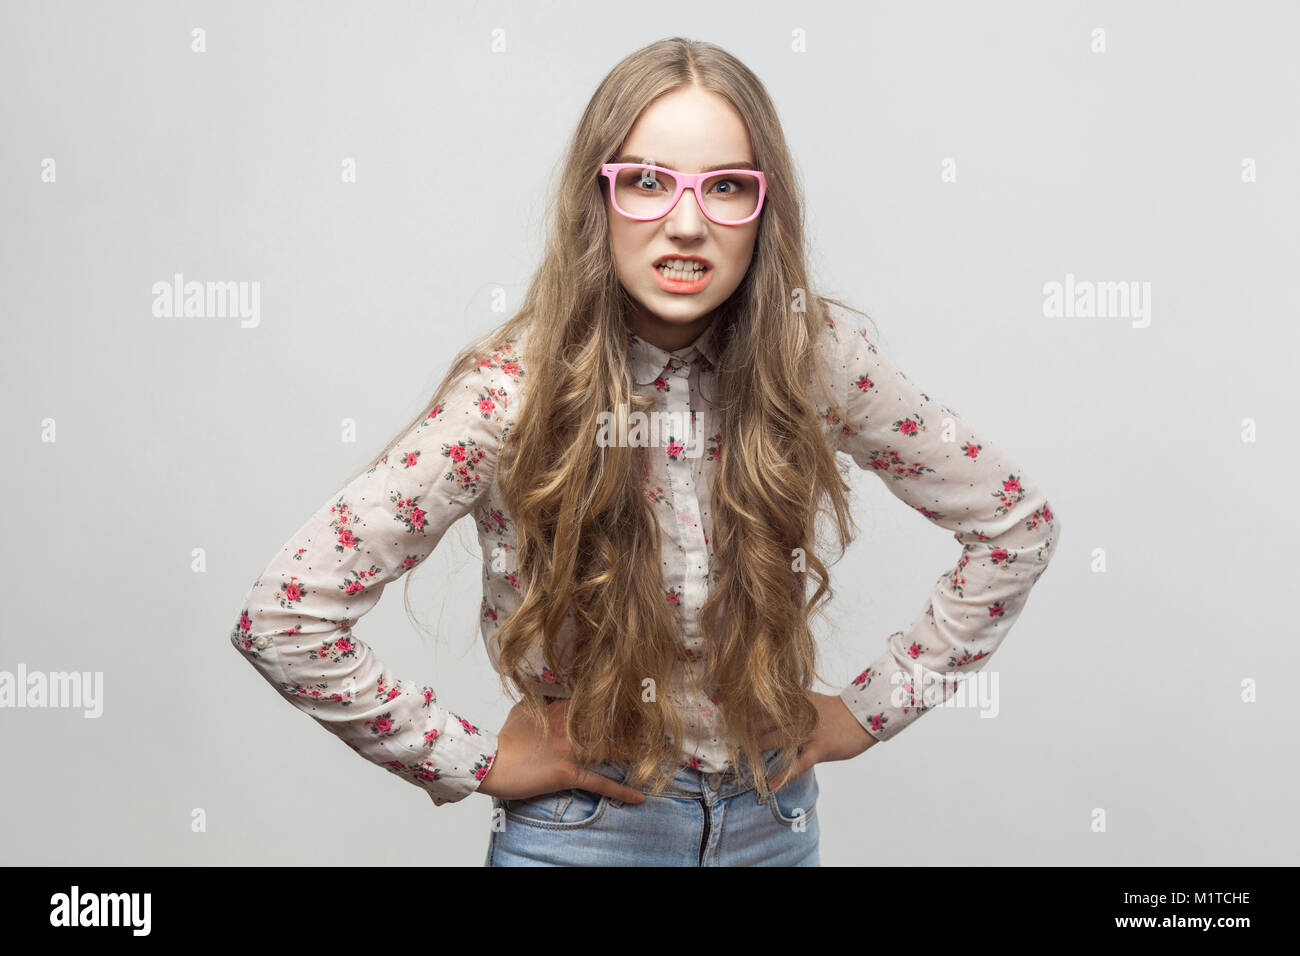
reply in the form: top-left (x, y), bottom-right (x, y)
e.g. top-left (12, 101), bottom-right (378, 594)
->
top-left (484, 746), bottom-right (820, 866)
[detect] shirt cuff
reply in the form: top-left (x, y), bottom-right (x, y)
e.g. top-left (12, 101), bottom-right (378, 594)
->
top-left (840, 641), bottom-right (950, 743)
top-left (419, 714), bottom-right (499, 807)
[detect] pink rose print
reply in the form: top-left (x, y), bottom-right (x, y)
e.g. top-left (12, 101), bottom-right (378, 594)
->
top-left (478, 508), bottom-right (508, 538)
top-left (308, 639), bottom-right (358, 665)
top-left (455, 715), bottom-right (481, 735)
top-left (389, 491), bottom-right (429, 533)
top-left (329, 499), bottom-right (362, 552)
top-left (1025, 502), bottom-right (1055, 532)
top-left (991, 473), bottom-right (1027, 517)
top-left (440, 438), bottom-right (489, 494)
top-left (231, 611), bottom-right (258, 654)
top-left (367, 712), bottom-right (398, 737)
top-left (339, 566), bottom-right (381, 596)
top-left (865, 448), bottom-right (936, 481)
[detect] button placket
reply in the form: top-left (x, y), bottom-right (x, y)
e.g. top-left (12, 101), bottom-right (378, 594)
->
top-left (662, 359), bottom-right (708, 643)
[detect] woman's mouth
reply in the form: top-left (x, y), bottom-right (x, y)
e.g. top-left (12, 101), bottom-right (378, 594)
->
top-left (652, 257), bottom-right (714, 294)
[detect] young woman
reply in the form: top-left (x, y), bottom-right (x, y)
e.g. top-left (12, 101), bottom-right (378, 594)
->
top-left (230, 37), bottom-right (1060, 866)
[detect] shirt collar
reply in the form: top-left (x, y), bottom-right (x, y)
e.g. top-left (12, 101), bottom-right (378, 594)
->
top-left (626, 320), bottom-right (722, 385)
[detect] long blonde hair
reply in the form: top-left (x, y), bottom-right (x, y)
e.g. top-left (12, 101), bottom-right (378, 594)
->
top-left (343, 37), bottom-right (878, 799)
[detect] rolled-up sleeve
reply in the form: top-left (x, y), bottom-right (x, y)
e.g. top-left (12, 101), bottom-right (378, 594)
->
top-left (830, 316), bottom-right (1061, 742)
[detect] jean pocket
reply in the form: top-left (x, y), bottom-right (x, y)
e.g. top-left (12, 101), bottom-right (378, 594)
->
top-left (764, 753), bottom-right (819, 828)
top-left (501, 762), bottom-right (622, 830)
top-left (501, 787), bottom-right (609, 830)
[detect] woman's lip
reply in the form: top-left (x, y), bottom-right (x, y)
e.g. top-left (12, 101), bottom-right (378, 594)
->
top-left (651, 261), bottom-right (714, 294)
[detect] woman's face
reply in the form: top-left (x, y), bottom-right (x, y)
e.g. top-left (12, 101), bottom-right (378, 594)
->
top-left (605, 86), bottom-right (760, 350)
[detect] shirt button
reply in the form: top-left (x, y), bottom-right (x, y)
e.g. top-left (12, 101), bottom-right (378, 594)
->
top-left (668, 357), bottom-right (685, 370)
top-left (706, 772), bottom-right (721, 789)
top-left (254, 636), bottom-right (269, 650)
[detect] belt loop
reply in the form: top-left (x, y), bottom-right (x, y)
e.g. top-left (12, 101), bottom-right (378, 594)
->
top-left (607, 758), bottom-right (629, 809)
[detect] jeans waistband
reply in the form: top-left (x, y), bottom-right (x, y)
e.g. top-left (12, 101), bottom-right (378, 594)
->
top-left (592, 746), bottom-right (789, 801)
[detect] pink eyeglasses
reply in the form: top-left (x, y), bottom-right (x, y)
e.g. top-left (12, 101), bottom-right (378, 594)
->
top-left (600, 162), bottom-right (767, 226)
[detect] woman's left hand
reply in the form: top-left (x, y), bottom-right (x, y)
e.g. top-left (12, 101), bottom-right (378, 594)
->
top-left (763, 690), bottom-right (879, 792)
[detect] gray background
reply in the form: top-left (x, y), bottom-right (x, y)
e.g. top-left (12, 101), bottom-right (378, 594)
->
top-left (2, 0), bottom-right (1296, 866)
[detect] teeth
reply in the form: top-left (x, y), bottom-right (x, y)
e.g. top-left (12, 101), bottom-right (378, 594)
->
top-left (657, 259), bottom-right (708, 279)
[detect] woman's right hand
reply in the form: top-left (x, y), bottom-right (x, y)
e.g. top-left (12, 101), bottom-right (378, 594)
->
top-left (476, 697), bottom-right (647, 804)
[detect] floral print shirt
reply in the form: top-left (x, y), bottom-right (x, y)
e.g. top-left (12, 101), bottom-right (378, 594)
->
top-left (230, 311), bottom-right (1060, 806)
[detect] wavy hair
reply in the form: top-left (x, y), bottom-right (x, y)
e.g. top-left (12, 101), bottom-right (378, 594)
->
top-left (342, 37), bottom-right (878, 800)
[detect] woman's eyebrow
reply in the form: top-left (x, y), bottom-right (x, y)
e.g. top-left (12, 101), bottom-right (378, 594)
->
top-left (613, 153), bottom-right (756, 172)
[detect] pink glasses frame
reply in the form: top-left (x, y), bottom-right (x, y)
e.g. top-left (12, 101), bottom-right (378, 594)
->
top-left (599, 162), bottom-right (768, 226)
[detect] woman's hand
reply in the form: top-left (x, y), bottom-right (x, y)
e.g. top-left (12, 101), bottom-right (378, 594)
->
top-left (476, 696), bottom-right (647, 805)
top-left (761, 690), bottom-right (878, 792)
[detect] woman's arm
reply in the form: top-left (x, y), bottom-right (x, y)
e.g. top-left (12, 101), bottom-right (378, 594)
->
top-left (829, 314), bottom-right (1061, 743)
top-left (228, 346), bottom-right (520, 805)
